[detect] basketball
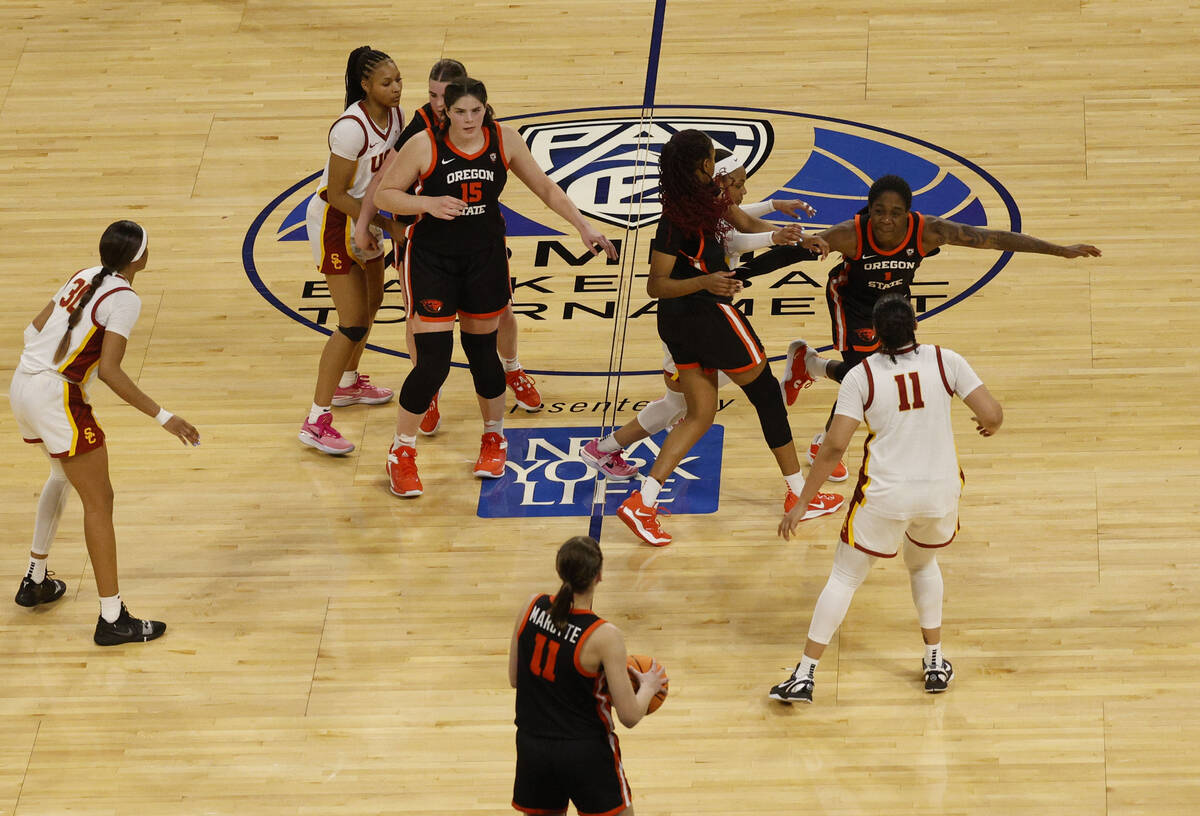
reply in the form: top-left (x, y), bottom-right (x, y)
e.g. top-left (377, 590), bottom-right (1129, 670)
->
top-left (627, 654), bottom-right (668, 714)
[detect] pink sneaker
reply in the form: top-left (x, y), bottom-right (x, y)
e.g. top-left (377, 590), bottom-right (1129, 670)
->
top-left (332, 374), bottom-right (393, 407)
top-left (579, 439), bottom-right (638, 481)
top-left (299, 413), bottom-right (355, 455)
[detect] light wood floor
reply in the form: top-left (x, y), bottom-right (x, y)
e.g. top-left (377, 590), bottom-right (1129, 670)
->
top-left (1, 1), bottom-right (1198, 813)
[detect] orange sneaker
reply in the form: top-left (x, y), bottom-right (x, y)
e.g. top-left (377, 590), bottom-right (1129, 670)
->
top-left (808, 440), bottom-right (849, 482)
top-left (505, 369), bottom-right (543, 412)
top-left (801, 491), bottom-right (844, 520)
top-left (386, 444), bottom-right (422, 497)
top-left (419, 392), bottom-right (441, 436)
top-left (617, 491), bottom-right (672, 546)
top-left (781, 339), bottom-right (817, 406)
top-left (474, 432), bottom-right (508, 478)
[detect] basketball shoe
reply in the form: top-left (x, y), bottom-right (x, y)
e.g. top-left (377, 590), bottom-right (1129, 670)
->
top-left (299, 413), bottom-right (355, 455)
top-left (924, 658), bottom-right (954, 693)
top-left (419, 392), bottom-right (441, 435)
top-left (781, 339), bottom-right (818, 405)
top-left (15, 572), bottom-right (66, 607)
top-left (474, 432), bottom-right (508, 478)
top-left (386, 443), bottom-right (422, 497)
top-left (784, 488), bottom-right (845, 520)
top-left (769, 664), bottom-right (815, 704)
top-left (808, 437), bottom-right (848, 482)
top-left (332, 374), bottom-right (393, 406)
top-left (506, 369), bottom-right (543, 412)
top-left (580, 439), bottom-right (638, 480)
top-left (617, 491), bottom-right (672, 546)
top-left (94, 605), bottom-right (166, 646)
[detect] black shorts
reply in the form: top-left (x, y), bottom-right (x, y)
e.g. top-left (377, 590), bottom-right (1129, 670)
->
top-left (404, 239), bottom-right (511, 322)
top-left (657, 302), bottom-right (766, 374)
top-left (826, 285), bottom-right (880, 354)
top-left (512, 731), bottom-right (631, 816)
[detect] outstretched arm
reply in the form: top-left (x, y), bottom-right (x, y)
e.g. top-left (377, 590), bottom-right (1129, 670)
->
top-left (923, 216), bottom-right (1101, 258)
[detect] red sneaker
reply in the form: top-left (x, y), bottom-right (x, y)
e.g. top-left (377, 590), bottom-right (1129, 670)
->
top-left (474, 432), bottom-right (508, 478)
top-left (617, 491), bottom-right (672, 546)
top-left (419, 392), bottom-right (441, 436)
top-left (808, 440), bottom-right (849, 482)
top-left (781, 340), bottom-right (817, 406)
top-left (505, 369), bottom-right (543, 412)
top-left (801, 491), bottom-right (844, 520)
top-left (386, 444), bottom-right (422, 497)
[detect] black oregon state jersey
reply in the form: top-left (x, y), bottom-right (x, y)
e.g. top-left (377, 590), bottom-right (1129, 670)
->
top-left (514, 594), bottom-right (614, 740)
top-left (653, 218), bottom-right (731, 315)
top-left (827, 212), bottom-right (938, 346)
top-left (408, 120), bottom-right (508, 256)
top-left (394, 103), bottom-right (437, 153)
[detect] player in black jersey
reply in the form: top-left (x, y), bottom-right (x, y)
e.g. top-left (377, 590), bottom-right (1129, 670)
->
top-left (508, 536), bottom-right (666, 816)
top-left (617, 129), bottom-right (841, 547)
top-left (783, 174), bottom-right (1101, 481)
top-left (374, 78), bottom-right (617, 498)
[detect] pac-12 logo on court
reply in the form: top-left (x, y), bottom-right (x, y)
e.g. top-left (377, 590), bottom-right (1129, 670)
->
top-left (243, 104), bottom-right (1020, 376)
top-left (476, 425), bottom-right (724, 519)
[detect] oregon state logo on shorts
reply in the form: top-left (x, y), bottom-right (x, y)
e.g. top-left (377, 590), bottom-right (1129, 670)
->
top-left (244, 105), bottom-right (1020, 376)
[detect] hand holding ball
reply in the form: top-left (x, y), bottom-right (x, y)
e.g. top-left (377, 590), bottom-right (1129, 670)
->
top-left (627, 654), bottom-right (669, 714)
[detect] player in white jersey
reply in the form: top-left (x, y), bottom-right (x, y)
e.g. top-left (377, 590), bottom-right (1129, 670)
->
top-left (298, 46), bottom-right (407, 455)
top-left (769, 294), bottom-right (1003, 703)
top-left (9, 221), bottom-right (200, 645)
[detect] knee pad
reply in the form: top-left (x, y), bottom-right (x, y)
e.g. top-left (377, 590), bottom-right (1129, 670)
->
top-left (830, 542), bottom-right (875, 591)
top-left (739, 367), bottom-right (793, 449)
top-left (399, 332), bottom-right (453, 414)
top-left (338, 324), bottom-right (368, 343)
top-left (637, 390), bottom-right (687, 435)
top-left (460, 330), bottom-right (506, 399)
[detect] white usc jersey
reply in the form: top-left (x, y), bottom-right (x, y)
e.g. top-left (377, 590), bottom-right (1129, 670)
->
top-left (18, 267), bottom-right (142, 391)
top-left (835, 344), bottom-right (983, 519)
top-left (315, 102), bottom-right (402, 201)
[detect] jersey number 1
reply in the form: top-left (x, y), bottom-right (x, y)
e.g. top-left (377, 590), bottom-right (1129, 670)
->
top-left (894, 372), bottom-right (925, 411)
top-left (530, 633), bottom-right (560, 682)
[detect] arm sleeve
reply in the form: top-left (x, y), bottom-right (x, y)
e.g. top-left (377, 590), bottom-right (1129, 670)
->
top-left (93, 290), bottom-right (142, 339)
top-left (328, 118), bottom-right (367, 161)
top-left (941, 348), bottom-right (984, 399)
top-left (833, 367), bottom-right (868, 422)
top-left (740, 200), bottom-right (775, 218)
top-left (724, 228), bottom-right (775, 256)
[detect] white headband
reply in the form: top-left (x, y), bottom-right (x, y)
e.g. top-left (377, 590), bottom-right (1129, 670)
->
top-left (713, 155), bottom-right (744, 179)
top-left (132, 226), bottom-right (148, 262)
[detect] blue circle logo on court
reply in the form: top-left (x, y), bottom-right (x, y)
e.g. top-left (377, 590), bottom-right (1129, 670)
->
top-left (243, 105), bottom-right (1020, 375)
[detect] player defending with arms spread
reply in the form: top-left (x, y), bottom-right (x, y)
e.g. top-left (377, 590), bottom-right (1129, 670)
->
top-left (783, 174), bottom-right (1099, 478)
top-left (509, 536), bottom-right (666, 816)
top-left (769, 295), bottom-right (1003, 703)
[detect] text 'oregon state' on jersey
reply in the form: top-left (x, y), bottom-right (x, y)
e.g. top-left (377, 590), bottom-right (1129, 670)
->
top-left (514, 594), bottom-right (615, 740)
top-left (408, 120), bottom-right (508, 256)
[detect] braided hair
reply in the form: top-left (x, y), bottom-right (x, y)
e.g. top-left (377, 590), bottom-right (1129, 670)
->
top-left (437, 78), bottom-right (495, 135)
top-left (658, 129), bottom-right (730, 240)
top-left (53, 220), bottom-right (144, 363)
top-left (549, 536), bottom-right (603, 633)
top-left (344, 45), bottom-right (392, 109)
top-left (873, 293), bottom-right (918, 363)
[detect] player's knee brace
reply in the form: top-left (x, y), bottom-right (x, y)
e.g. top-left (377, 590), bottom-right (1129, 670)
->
top-left (637, 390), bottom-right (687, 435)
top-left (338, 324), bottom-right (368, 343)
top-left (460, 330), bottom-right (505, 399)
top-left (739, 366), bottom-right (793, 449)
top-left (398, 332), bottom-right (453, 414)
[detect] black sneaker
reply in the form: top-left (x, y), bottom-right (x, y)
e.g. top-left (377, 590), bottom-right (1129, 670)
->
top-left (93, 604), bottom-right (166, 646)
top-left (769, 664), bottom-right (815, 704)
top-left (924, 658), bottom-right (954, 693)
top-left (15, 572), bottom-right (67, 607)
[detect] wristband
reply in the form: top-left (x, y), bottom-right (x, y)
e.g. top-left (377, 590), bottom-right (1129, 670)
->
top-left (155, 408), bottom-right (173, 426)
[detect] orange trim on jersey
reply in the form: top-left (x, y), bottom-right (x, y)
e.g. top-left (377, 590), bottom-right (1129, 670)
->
top-left (515, 594), bottom-right (545, 638)
top-left (494, 123), bottom-right (511, 169)
top-left (446, 125), bottom-right (492, 160)
top-left (591, 675), bottom-right (617, 734)
top-left (357, 101), bottom-right (393, 140)
top-left (417, 107), bottom-right (435, 134)
top-left (329, 114), bottom-right (370, 159)
top-left (717, 304), bottom-right (764, 369)
top-left (458, 305), bottom-right (506, 320)
top-left (674, 361), bottom-right (701, 370)
top-left (572, 619), bottom-right (606, 678)
top-left (511, 804), bottom-right (566, 816)
top-left (934, 345), bottom-right (954, 395)
top-left (862, 358), bottom-right (875, 410)
top-left (851, 214), bottom-right (865, 260)
top-left (591, 731), bottom-right (632, 815)
top-left (914, 212), bottom-right (927, 256)
top-left (906, 521), bottom-right (959, 549)
top-left (866, 212), bottom-right (914, 256)
top-left (828, 266), bottom-right (849, 351)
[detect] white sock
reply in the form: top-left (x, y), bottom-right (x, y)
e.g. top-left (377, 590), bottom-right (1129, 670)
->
top-left (784, 471), bottom-right (804, 496)
top-left (99, 594), bottom-right (122, 623)
top-left (925, 642), bottom-right (942, 669)
top-left (339, 370), bottom-right (358, 388)
top-left (484, 419), bottom-right (504, 437)
top-left (308, 403), bottom-right (331, 424)
top-left (797, 654), bottom-right (819, 679)
top-left (806, 351), bottom-right (831, 381)
top-left (597, 435), bottom-right (622, 454)
top-left (27, 556), bottom-right (47, 584)
top-left (499, 355), bottom-right (521, 373)
top-left (640, 476), bottom-right (662, 506)
top-left (393, 433), bottom-right (416, 450)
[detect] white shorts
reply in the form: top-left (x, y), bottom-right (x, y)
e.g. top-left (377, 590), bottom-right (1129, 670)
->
top-left (10, 370), bottom-right (105, 458)
top-left (305, 195), bottom-right (385, 274)
top-left (839, 503), bottom-right (958, 558)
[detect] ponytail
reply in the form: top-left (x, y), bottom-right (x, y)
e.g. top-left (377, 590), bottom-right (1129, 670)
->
top-left (549, 535), bottom-right (603, 633)
top-left (872, 293), bottom-right (918, 363)
top-left (658, 129), bottom-right (730, 240)
top-left (344, 45), bottom-right (392, 109)
top-left (54, 220), bottom-right (144, 364)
